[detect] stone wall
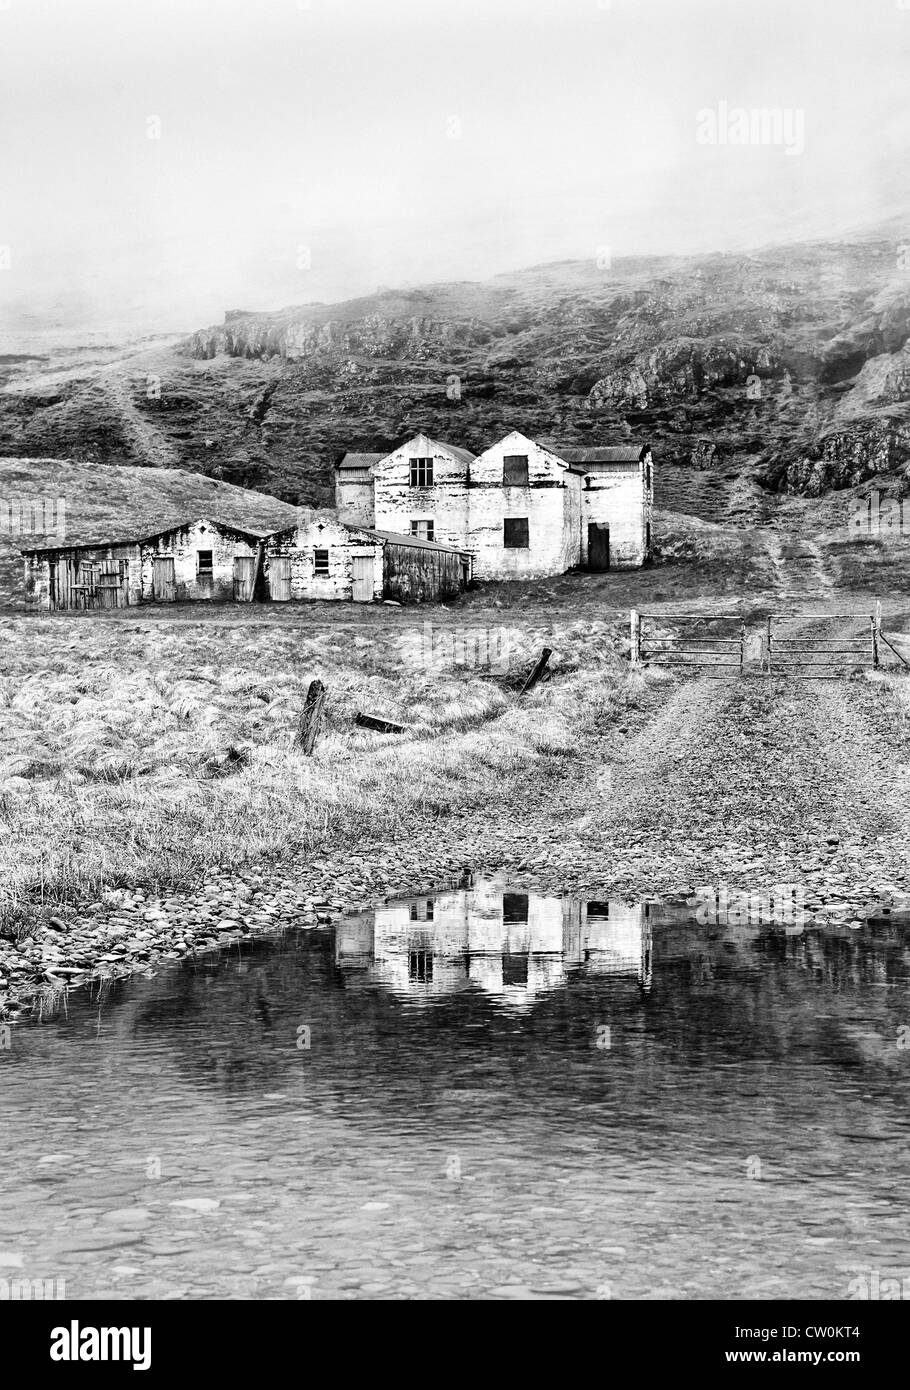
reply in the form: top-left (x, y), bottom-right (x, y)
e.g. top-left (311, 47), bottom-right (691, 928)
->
top-left (579, 462), bottom-right (650, 567)
top-left (139, 519), bottom-right (257, 602)
top-left (467, 433), bottom-right (582, 580)
top-left (372, 434), bottom-right (471, 549)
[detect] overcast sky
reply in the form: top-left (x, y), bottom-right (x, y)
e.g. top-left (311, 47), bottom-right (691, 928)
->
top-left (1, 0), bottom-right (909, 335)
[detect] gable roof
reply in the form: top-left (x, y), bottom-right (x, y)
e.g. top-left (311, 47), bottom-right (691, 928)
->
top-left (373, 435), bottom-right (476, 469)
top-left (20, 514), bottom-right (271, 556)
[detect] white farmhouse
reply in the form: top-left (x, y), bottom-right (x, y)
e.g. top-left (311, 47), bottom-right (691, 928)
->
top-left (336, 430), bottom-right (653, 579)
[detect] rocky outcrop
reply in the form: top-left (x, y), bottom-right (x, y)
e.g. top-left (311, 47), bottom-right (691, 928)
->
top-left (6, 229), bottom-right (910, 501)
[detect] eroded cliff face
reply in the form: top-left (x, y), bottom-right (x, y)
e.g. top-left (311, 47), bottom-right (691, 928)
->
top-left (4, 232), bottom-right (910, 503)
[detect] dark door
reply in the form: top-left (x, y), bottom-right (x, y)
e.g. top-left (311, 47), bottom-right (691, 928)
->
top-left (588, 522), bottom-right (610, 571)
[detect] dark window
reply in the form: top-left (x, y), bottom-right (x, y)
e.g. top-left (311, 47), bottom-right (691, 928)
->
top-left (502, 954), bottom-right (529, 987)
top-left (409, 899), bottom-right (434, 922)
top-left (408, 949), bottom-right (433, 983)
top-left (503, 892), bottom-right (529, 924)
top-left (410, 519), bottom-right (435, 541)
top-left (503, 517), bottom-right (529, 549)
top-left (313, 548), bottom-right (330, 575)
top-left (197, 550), bottom-right (213, 576)
top-left (646, 522), bottom-right (651, 550)
top-left (409, 457), bottom-right (433, 487)
top-left (503, 454), bottom-right (529, 486)
top-left (646, 463), bottom-right (652, 489)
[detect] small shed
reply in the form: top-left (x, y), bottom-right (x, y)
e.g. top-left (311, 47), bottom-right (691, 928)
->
top-left (263, 512), bottom-right (472, 604)
top-left (22, 515), bottom-right (273, 610)
top-left (138, 517), bottom-right (269, 603)
top-left (264, 512), bottom-right (384, 603)
top-left (372, 529), bottom-right (472, 603)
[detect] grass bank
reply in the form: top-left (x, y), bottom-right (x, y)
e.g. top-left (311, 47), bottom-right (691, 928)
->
top-left (0, 612), bottom-right (644, 932)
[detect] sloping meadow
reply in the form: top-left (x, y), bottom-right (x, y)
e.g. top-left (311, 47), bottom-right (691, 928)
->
top-left (0, 614), bottom-right (641, 926)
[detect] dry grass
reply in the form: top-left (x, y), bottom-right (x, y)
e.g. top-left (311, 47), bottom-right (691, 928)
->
top-left (0, 613), bottom-right (641, 927)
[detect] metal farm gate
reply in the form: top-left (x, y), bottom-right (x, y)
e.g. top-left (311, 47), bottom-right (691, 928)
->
top-left (631, 611), bottom-right (748, 677)
top-left (630, 605), bottom-right (904, 679)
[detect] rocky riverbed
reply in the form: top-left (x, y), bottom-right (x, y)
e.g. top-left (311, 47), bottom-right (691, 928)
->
top-left (3, 666), bottom-right (910, 1019)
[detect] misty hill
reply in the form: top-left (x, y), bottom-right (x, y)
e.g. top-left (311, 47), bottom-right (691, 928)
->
top-left (2, 229), bottom-right (910, 510)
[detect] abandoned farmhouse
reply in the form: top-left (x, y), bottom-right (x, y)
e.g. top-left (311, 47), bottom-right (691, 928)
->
top-left (336, 431), bottom-right (654, 579)
top-left (21, 431), bottom-right (652, 610)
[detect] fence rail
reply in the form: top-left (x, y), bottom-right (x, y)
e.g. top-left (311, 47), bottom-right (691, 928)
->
top-left (630, 603), bottom-right (901, 679)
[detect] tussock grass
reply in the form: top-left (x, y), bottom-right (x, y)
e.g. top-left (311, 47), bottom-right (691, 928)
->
top-left (0, 615), bottom-right (644, 921)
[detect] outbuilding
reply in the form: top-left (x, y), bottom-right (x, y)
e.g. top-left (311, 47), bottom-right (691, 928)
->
top-left (263, 509), bottom-right (471, 604)
top-left (22, 515), bottom-right (273, 610)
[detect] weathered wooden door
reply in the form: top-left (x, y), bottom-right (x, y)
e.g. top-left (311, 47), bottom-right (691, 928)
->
top-left (233, 556), bottom-right (256, 601)
top-left (98, 560), bottom-right (127, 608)
top-left (75, 561), bottom-right (100, 609)
top-left (269, 556), bottom-right (291, 601)
top-left (588, 523), bottom-right (610, 571)
top-left (152, 556), bottom-right (176, 602)
top-left (351, 554), bottom-right (373, 602)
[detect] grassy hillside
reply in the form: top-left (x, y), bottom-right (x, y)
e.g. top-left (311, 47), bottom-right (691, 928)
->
top-left (0, 457), bottom-right (299, 604)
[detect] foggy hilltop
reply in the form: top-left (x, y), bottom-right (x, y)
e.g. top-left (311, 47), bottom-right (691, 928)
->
top-left (3, 225), bottom-right (910, 509)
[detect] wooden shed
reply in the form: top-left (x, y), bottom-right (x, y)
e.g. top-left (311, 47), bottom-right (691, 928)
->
top-left (22, 515), bottom-right (273, 610)
top-left (372, 529), bottom-right (472, 603)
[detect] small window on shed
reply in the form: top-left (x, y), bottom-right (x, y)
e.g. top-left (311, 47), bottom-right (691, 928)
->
top-left (313, 548), bottom-right (330, 575)
top-left (197, 550), bottom-right (213, 576)
top-left (410, 519), bottom-right (435, 541)
top-left (503, 517), bottom-right (529, 549)
top-left (503, 454), bottom-right (529, 486)
top-left (409, 457), bottom-right (434, 487)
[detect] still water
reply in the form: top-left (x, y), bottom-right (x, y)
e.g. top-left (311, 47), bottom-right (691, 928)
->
top-left (2, 876), bottom-right (910, 1301)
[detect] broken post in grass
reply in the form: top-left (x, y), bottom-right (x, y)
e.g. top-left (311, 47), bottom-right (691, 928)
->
top-left (518, 647), bottom-right (552, 696)
top-left (355, 712), bottom-right (407, 734)
top-left (297, 679), bottom-right (327, 755)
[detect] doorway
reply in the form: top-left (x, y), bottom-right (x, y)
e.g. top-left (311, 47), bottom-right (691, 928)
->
top-left (352, 554), bottom-right (373, 602)
top-left (152, 555), bottom-right (176, 602)
top-left (588, 522), bottom-right (610, 571)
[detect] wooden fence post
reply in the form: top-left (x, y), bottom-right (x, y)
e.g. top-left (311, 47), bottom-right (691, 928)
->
top-left (766, 615), bottom-right (772, 676)
top-left (519, 647), bottom-right (552, 696)
top-left (297, 679), bottom-right (327, 754)
top-left (871, 610), bottom-right (880, 670)
top-left (630, 610), bottom-right (641, 666)
top-left (739, 619), bottom-right (745, 674)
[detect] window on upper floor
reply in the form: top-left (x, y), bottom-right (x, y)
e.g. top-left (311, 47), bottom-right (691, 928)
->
top-left (503, 454), bottom-right (529, 486)
top-left (409, 457), bottom-right (434, 487)
top-left (410, 519), bottom-right (435, 541)
top-left (503, 517), bottom-right (529, 549)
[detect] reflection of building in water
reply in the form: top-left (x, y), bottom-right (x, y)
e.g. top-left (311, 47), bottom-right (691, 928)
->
top-left (335, 879), bottom-right (653, 1008)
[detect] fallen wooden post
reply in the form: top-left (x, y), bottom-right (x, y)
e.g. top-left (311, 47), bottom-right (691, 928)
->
top-left (296, 679), bottom-right (327, 754)
top-left (355, 712), bottom-right (407, 734)
top-left (518, 647), bottom-right (552, 696)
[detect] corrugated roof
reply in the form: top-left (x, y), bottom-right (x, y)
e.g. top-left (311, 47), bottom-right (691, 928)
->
top-left (337, 453), bottom-right (383, 470)
top-left (367, 528), bottom-right (471, 557)
top-left (556, 446), bottom-right (646, 464)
